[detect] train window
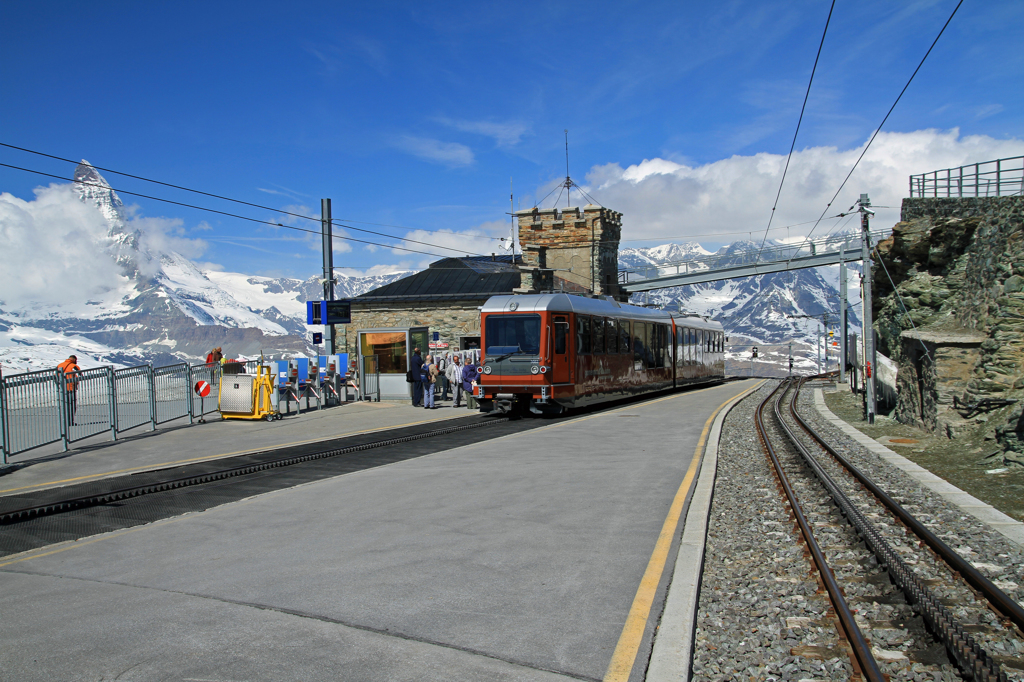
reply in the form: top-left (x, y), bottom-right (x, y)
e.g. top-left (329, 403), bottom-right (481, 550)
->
top-left (618, 320), bottom-right (630, 353)
top-left (633, 322), bottom-right (645, 367)
top-left (592, 316), bottom-right (605, 354)
top-left (650, 324), bottom-right (660, 368)
top-left (605, 317), bottom-right (618, 354)
top-left (554, 316), bottom-right (568, 355)
top-left (577, 316), bottom-right (592, 354)
top-left (484, 314), bottom-right (541, 356)
top-left (660, 325), bottom-right (670, 368)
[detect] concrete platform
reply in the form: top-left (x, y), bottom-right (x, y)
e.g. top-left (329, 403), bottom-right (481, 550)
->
top-left (0, 399), bottom-right (478, 497)
top-left (0, 380), bottom-right (757, 682)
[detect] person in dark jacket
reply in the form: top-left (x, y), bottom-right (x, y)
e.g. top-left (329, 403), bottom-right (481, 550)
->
top-left (461, 358), bottom-right (478, 407)
top-left (410, 347), bottom-right (424, 407)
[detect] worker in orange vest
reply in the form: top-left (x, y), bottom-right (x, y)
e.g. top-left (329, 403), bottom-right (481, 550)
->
top-left (57, 355), bottom-right (82, 426)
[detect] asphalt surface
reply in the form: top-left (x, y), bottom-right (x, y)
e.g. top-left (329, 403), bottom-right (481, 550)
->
top-left (0, 381), bottom-right (755, 682)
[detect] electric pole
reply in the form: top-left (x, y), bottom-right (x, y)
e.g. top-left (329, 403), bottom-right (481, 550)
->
top-left (858, 193), bottom-right (876, 424)
top-left (839, 241), bottom-right (848, 384)
top-left (321, 198), bottom-right (336, 355)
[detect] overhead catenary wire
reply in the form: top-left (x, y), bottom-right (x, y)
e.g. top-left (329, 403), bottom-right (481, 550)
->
top-left (0, 142), bottom-right (503, 244)
top-left (0, 162), bottom-right (488, 260)
top-left (755, 0), bottom-right (836, 264)
top-left (805, 0), bottom-right (965, 244)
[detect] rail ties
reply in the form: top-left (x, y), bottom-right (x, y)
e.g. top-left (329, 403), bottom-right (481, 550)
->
top-left (756, 380), bottom-right (885, 682)
top-left (760, 376), bottom-right (1018, 682)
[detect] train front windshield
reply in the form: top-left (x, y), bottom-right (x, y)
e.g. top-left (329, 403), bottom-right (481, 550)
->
top-left (485, 314), bottom-right (541, 356)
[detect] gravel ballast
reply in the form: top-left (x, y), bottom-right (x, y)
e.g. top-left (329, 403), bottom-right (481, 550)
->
top-left (688, 379), bottom-right (1024, 681)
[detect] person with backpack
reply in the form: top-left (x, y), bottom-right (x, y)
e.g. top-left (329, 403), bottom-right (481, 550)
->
top-left (57, 354), bottom-right (83, 426)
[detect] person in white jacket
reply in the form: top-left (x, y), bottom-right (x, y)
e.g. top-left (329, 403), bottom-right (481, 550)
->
top-left (445, 355), bottom-right (464, 407)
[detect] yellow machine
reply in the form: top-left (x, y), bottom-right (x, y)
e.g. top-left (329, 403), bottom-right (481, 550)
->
top-left (219, 364), bottom-right (281, 421)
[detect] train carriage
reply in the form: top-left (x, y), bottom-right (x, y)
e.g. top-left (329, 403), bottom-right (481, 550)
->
top-left (476, 294), bottom-right (725, 415)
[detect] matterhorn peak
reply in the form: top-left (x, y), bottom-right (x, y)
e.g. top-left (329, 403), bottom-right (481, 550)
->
top-left (73, 159), bottom-right (126, 228)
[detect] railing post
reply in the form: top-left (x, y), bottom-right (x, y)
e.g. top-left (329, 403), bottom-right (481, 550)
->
top-left (107, 366), bottom-right (117, 441)
top-left (187, 364), bottom-right (195, 424)
top-left (997, 158), bottom-right (1002, 196)
top-left (58, 369), bottom-right (68, 452)
top-left (975, 163), bottom-right (980, 197)
top-left (0, 367), bottom-right (8, 464)
top-left (148, 365), bottom-right (157, 431)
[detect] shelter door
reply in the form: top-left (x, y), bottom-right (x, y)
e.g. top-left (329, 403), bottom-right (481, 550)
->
top-left (551, 315), bottom-right (570, 383)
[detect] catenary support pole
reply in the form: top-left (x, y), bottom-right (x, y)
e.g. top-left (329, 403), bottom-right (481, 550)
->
top-left (839, 244), bottom-right (848, 384)
top-left (859, 193), bottom-right (876, 423)
top-left (321, 198), bottom-right (336, 355)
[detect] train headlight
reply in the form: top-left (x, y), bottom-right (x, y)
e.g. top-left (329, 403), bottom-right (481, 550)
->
top-left (539, 366), bottom-right (548, 374)
top-left (483, 365), bottom-right (492, 374)
top-left (531, 365), bottom-right (539, 374)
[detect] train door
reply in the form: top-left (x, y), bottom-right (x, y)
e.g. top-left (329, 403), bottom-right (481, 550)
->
top-left (551, 314), bottom-right (571, 383)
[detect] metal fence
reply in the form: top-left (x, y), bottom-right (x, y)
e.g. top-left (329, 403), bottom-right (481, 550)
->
top-left (0, 361), bottom-right (225, 464)
top-left (362, 355), bottom-right (380, 402)
top-left (910, 156), bottom-right (1024, 198)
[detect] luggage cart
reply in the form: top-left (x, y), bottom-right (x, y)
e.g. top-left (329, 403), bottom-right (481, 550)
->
top-left (219, 364), bottom-right (281, 421)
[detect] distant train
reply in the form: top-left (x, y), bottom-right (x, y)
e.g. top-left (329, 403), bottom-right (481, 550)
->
top-left (475, 294), bottom-right (725, 415)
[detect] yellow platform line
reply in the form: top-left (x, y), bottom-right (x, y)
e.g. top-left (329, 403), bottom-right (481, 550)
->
top-left (602, 387), bottom-right (748, 682)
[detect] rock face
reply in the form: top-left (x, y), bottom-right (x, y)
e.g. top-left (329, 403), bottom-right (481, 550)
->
top-left (873, 196), bottom-right (1024, 464)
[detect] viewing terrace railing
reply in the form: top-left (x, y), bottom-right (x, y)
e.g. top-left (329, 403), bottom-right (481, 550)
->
top-left (0, 361), bottom-right (225, 464)
top-left (619, 228), bottom-right (891, 284)
top-left (910, 156), bottom-right (1024, 198)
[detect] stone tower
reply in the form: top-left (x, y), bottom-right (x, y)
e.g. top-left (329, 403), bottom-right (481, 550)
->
top-left (515, 205), bottom-right (625, 299)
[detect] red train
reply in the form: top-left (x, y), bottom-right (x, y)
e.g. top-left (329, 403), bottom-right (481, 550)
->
top-left (475, 293), bottom-right (726, 415)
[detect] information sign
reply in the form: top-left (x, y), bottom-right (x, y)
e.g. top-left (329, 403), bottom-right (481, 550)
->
top-left (306, 299), bottom-right (352, 325)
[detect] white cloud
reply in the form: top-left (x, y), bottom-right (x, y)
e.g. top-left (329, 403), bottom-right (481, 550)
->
top-left (394, 220), bottom-right (508, 262)
top-left (436, 118), bottom-right (530, 147)
top-left (0, 184), bottom-right (128, 308)
top-left (337, 263), bottom-right (415, 278)
top-left (128, 214), bottom-right (208, 260)
top-left (394, 135), bottom-right (474, 167)
top-left (584, 129), bottom-right (1024, 246)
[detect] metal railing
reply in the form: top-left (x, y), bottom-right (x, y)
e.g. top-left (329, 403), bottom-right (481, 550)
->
top-left (362, 355), bottom-right (380, 402)
top-left (619, 228), bottom-right (890, 284)
top-left (910, 156), bottom-right (1024, 198)
top-left (0, 361), bottom-right (224, 464)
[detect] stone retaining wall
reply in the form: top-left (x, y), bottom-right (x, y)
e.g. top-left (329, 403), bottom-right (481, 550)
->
top-left (874, 196), bottom-right (1024, 462)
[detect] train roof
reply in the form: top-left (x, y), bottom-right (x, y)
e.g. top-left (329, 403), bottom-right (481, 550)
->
top-left (480, 294), bottom-right (724, 331)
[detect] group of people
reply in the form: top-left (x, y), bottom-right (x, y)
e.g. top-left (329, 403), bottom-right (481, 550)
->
top-left (409, 347), bottom-right (479, 409)
top-left (205, 347), bottom-right (224, 364)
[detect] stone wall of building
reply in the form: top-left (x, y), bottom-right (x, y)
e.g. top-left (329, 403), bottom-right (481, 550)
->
top-left (515, 206), bottom-right (624, 297)
top-left (340, 300), bottom-right (484, 357)
top-left (873, 196), bottom-right (1024, 462)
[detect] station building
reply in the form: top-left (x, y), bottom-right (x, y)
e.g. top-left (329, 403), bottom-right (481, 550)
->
top-left (340, 205), bottom-right (627, 399)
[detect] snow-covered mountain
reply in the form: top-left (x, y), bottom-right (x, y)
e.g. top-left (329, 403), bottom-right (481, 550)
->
top-left (620, 240), bottom-right (863, 376)
top-left (0, 162), bottom-right (410, 372)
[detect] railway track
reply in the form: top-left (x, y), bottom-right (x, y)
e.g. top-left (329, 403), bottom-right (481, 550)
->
top-left (755, 377), bottom-right (1023, 681)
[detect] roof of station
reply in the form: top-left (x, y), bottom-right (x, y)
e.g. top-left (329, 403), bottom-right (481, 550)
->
top-left (355, 255), bottom-right (524, 303)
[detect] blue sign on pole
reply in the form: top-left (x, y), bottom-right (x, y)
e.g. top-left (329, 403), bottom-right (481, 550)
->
top-left (312, 332), bottom-right (323, 344)
top-left (432, 331), bottom-right (440, 341)
top-left (306, 300), bottom-right (352, 325)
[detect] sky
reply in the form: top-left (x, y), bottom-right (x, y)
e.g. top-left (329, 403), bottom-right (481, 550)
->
top-left (2, 0), bottom-right (1023, 282)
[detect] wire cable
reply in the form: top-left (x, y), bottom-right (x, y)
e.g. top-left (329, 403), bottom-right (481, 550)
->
top-left (805, 0), bottom-right (964, 244)
top-left (0, 142), bottom-right (503, 245)
top-left (755, 0), bottom-right (836, 264)
top-left (0, 162), bottom-right (486, 259)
